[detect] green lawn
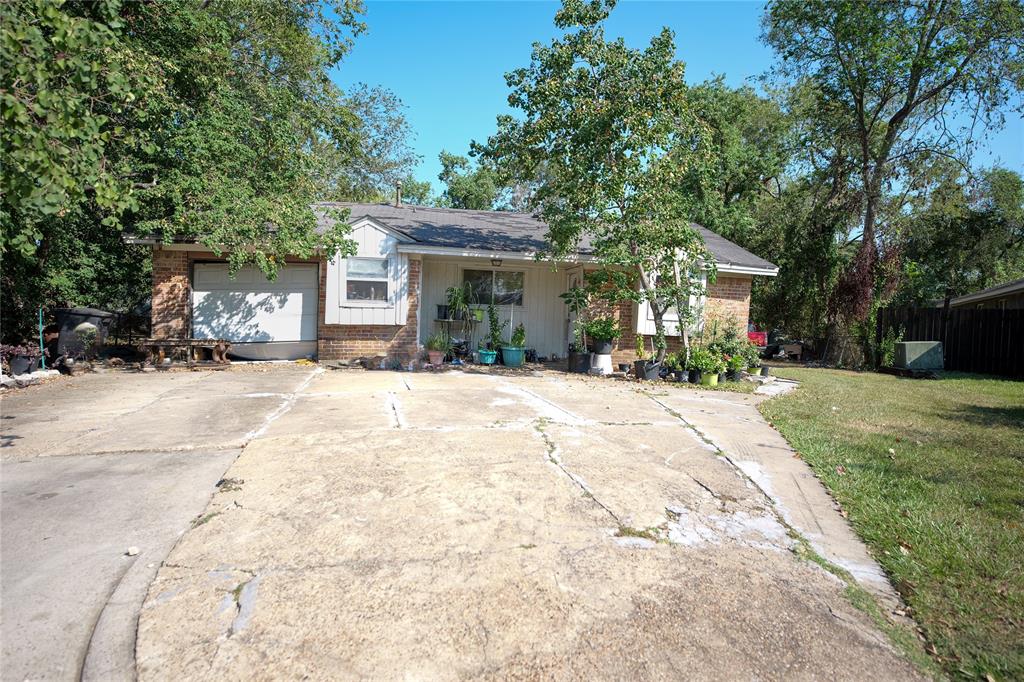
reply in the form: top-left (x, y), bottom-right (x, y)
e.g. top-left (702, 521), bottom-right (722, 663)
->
top-left (760, 368), bottom-right (1023, 680)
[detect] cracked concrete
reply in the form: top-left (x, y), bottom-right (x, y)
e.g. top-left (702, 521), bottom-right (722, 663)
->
top-left (1, 365), bottom-right (318, 681)
top-left (135, 370), bottom-right (921, 680)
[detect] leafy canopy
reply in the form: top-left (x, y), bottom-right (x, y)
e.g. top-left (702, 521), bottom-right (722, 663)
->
top-left (480, 0), bottom-right (717, 361)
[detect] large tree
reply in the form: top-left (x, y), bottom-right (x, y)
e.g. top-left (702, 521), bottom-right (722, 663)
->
top-left (480, 0), bottom-right (715, 363)
top-left (764, 0), bottom-right (1024, 322)
top-left (436, 150), bottom-right (504, 210)
top-left (1, 0), bottom-right (413, 341)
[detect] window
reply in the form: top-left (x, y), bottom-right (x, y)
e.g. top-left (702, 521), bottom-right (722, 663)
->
top-left (346, 257), bottom-right (389, 301)
top-left (463, 269), bottom-right (524, 306)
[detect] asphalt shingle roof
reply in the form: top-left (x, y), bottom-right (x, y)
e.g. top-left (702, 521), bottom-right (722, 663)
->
top-left (317, 202), bottom-right (777, 272)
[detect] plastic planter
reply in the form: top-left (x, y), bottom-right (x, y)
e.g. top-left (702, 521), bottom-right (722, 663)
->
top-left (700, 371), bottom-right (719, 386)
top-left (427, 350), bottom-right (445, 365)
top-left (760, 366), bottom-right (770, 376)
top-left (591, 339), bottom-right (614, 355)
top-left (477, 349), bottom-right (497, 365)
top-left (689, 370), bottom-right (702, 384)
top-left (634, 360), bottom-right (661, 381)
top-left (9, 355), bottom-right (38, 376)
top-left (501, 346), bottom-right (525, 367)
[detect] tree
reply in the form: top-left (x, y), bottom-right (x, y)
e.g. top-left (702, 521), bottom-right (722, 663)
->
top-left (398, 175), bottom-right (434, 206)
top-left (1, 0), bottom-right (166, 256)
top-left (436, 150), bottom-right (503, 210)
top-left (1, 0), bottom-right (398, 341)
top-left (763, 0), bottom-right (1024, 322)
top-left (480, 0), bottom-right (715, 363)
top-left (897, 166), bottom-right (1024, 303)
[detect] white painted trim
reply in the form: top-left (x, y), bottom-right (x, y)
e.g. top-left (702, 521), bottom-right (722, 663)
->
top-left (716, 263), bottom-right (779, 277)
top-left (348, 215), bottom-right (415, 243)
top-left (395, 244), bottom-right (599, 264)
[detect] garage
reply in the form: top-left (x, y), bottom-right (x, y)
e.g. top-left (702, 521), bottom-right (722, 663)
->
top-left (191, 263), bottom-right (318, 360)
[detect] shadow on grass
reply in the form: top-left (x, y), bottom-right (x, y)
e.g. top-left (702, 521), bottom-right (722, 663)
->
top-left (952, 404), bottom-right (1024, 432)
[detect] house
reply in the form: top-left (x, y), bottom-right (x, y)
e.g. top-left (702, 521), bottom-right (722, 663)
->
top-left (145, 201), bottom-right (778, 363)
top-left (948, 278), bottom-right (1024, 311)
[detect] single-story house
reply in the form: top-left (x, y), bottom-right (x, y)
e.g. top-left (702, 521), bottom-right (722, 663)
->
top-left (142, 200), bottom-right (777, 363)
top-left (948, 278), bottom-right (1024, 310)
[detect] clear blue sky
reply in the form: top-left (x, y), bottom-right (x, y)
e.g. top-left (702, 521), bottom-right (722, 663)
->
top-left (330, 1), bottom-right (1023, 192)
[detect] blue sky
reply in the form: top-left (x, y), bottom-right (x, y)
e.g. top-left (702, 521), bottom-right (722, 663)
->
top-left (330, 1), bottom-right (1023, 191)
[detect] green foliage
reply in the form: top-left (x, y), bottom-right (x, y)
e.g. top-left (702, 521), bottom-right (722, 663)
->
top-left (424, 330), bottom-right (452, 353)
top-left (686, 346), bottom-right (723, 373)
top-left (580, 316), bottom-right (621, 341)
top-left (479, 0), bottom-right (717, 363)
top-left (762, 368), bottom-right (1024, 679)
top-left (486, 302), bottom-right (506, 349)
top-left (635, 333), bottom-right (648, 361)
top-left (437, 150), bottom-right (504, 210)
top-left (398, 174), bottom-right (434, 206)
top-left (508, 322), bottom-right (526, 348)
top-left (764, 0), bottom-right (1024, 322)
top-left (0, 0), bottom-right (423, 341)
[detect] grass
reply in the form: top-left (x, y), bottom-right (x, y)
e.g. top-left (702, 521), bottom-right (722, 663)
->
top-left (760, 367), bottom-right (1024, 680)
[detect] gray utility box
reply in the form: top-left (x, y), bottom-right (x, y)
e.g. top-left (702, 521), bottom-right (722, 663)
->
top-left (894, 341), bottom-right (943, 370)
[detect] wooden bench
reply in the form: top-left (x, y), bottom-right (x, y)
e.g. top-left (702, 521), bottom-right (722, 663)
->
top-left (140, 339), bottom-right (231, 366)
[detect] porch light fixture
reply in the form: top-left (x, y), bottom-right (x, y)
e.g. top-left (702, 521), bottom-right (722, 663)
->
top-left (490, 257), bottom-right (503, 267)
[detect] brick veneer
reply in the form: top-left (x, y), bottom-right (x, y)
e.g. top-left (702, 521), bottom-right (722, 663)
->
top-left (317, 257), bottom-right (421, 362)
top-left (151, 249), bottom-right (189, 339)
top-left (150, 248), bottom-right (422, 363)
top-left (605, 275), bottom-right (753, 364)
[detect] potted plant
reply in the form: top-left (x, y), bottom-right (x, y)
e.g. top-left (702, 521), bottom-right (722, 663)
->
top-left (425, 331), bottom-right (451, 365)
top-left (502, 323), bottom-right (527, 367)
top-left (1, 344), bottom-right (42, 376)
top-left (665, 352), bottom-right (687, 382)
top-left (486, 303), bottom-right (507, 359)
top-left (688, 347), bottom-right (723, 386)
top-left (725, 353), bottom-right (746, 382)
top-left (560, 286), bottom-right (591, 373)
top-left (633, 334), bottom-right (661, 381)
top-left (582, 316), bottom-right (621, 355)
top-left (477, 342), bottom-right (497, 365)
top-left (445, 283), bottom-right (471, 321)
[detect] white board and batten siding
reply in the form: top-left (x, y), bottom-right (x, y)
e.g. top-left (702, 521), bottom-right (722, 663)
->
top-left (419, 257), bottom-right (569, 358)
top-left (325, 218), bottom-right (412, 326)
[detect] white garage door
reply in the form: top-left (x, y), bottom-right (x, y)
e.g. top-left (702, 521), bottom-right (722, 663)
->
top-left (192, 263), bottom-right (318, 360)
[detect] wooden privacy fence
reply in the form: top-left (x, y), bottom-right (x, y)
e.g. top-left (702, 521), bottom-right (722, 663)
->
top-left (876, 306), bottom-right (1024, 377)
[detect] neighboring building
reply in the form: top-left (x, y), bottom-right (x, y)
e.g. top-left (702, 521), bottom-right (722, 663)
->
top-left (140, 201), bottom-right (778, 363)
top-left (949, 278), bottom-right (1024, 311)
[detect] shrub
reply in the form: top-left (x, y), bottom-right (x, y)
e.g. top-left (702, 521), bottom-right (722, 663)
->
top-left (687, 346), bottom-right (724, 373)
top-left (425, 331), bottom-right (452, 352)
top-left (508, 323), bottom-right (526, 348)
top-left (581, 316), bottom-right (621, 341)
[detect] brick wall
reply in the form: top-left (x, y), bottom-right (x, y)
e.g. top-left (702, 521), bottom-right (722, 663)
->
top-left (317, 257), bottom-right (421, 363)
top-left (151, 249), bottom-right (189, 339)
top-left (605, 275), bottom-right (753, 363)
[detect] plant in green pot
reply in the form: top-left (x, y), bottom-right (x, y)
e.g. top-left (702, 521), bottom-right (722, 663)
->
top-left (582, 317), bottom-right (620, 355)
top-left (688, 347), bottom-right (723, 386)
top-left (502, 323), bottom-right (527, 367)
top-left (425, 331), bottom-right (452, 365)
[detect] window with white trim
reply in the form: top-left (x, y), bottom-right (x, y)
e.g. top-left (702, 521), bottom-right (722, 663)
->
top-left (463, 269), bottom-right (524, 306)
top-left (346, 257), bottom-right (389, 302)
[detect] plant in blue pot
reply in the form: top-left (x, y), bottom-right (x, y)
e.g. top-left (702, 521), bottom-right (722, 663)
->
top-left (502, 323), bottom-right (527, 367)
top-left (477, 342), bottom-right (497, 365)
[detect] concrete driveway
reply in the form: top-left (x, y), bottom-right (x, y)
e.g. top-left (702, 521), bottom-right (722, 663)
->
top-left (1, 366), bottom-right (317, 681)
top-left (125, 368), bottom-right (920, 680)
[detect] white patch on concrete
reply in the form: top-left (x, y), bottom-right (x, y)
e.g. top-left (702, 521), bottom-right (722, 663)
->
top-left (828, 554), bottom-right (891, 587)
top-left (613, 536), bottom-right (657, 549)
top-left (496, 383), bottom-right (589, 425)
top-left (229, 575), bottom-right (261, 636)
top-left (733, 460), bottom-right (775, 500)
top-left (385, 391), bottom-right (408, 429)
top-left (242, 392), bottom-right (286, 398)
top-left (488, 397), bottom-right (517, 407)
top-left (666, 505), bottom-right (789, 551)
top-left (243, 368), bottom-right (322, 442)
